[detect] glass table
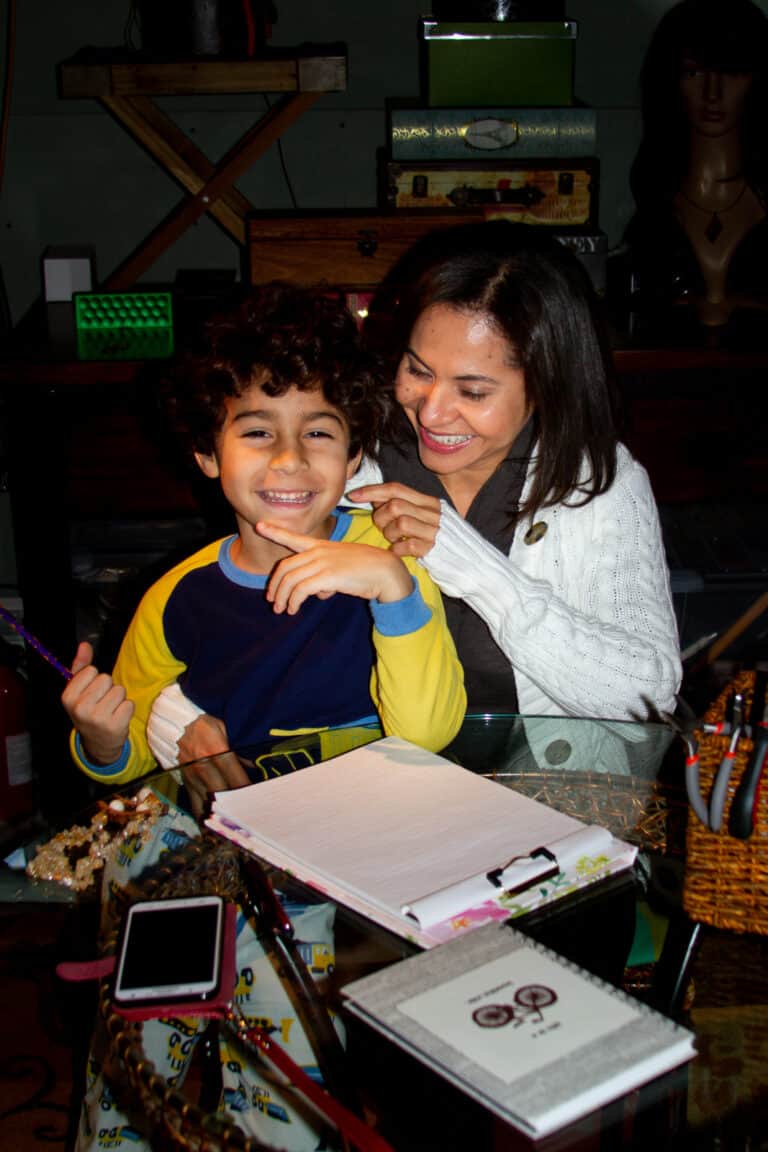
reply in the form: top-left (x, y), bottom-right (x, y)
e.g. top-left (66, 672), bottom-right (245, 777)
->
top-left (3, 714), bottom-right (765, 1151)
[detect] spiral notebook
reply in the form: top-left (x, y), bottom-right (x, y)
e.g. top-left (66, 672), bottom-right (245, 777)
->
top-left (342, 919), bottom-right (697, 1139)
top-left (205, 736), bottom-right (637, 948)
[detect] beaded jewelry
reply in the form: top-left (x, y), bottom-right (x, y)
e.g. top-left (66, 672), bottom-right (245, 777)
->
top-left (26, 787), bottom-right (168, 891)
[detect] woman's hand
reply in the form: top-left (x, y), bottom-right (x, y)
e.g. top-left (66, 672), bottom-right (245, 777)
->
top-left (346, 482), bottom-right (442, 559)
top-left (257, 523), bottom-right (413, 614)
top-left (61, 640), bottom-right (134, 765)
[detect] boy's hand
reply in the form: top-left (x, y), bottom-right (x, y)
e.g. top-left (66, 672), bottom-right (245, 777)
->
top-left (180, 741), bottom-right (250, 819)
top-left (61, 641), bottom-right (134, 766)
top-left (257, 523), bottom-right (413, 615)
top-left (345, 482), bottom-right (441, 558)
top-left (176, 714), bottom-right (229, 765)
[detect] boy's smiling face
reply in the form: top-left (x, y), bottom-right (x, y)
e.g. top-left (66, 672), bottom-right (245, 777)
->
top-left (195, 379), bottom-right (361, 559)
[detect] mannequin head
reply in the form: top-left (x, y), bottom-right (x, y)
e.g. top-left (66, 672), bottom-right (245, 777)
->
top-left (631, 0), bottom-right (768, 204)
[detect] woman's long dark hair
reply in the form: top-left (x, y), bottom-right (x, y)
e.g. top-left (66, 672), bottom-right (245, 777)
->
top-left (363, 220), bottom-right (619, 518)
top-left (630, 0), bottom-right (768, 211)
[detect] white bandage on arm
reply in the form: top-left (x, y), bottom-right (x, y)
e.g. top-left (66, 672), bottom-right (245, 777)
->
top-left (146, 683), bottom-right (205, 769)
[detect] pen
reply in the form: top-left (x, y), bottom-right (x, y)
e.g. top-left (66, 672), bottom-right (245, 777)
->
top-left (237, 854), bottom-right (361, 1115)
top-left (240, 854), bottom-right (294, 940)
top-left (0, 602), bottom-right (73, 681)
top-left (680, 631), bottom-right (718, 662)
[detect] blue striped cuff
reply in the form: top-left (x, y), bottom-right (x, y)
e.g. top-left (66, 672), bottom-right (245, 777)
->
top-left (370, 577), bottom-right (432, 637)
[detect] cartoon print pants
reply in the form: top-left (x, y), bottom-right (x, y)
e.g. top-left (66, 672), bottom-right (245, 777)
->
top-left (75, 800), bottom-right (343, 1152)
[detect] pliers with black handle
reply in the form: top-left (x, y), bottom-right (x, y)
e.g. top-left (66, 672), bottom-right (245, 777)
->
top-left (709, 691), bottom-right (744, 832)
top-left (728, 671), bottom-right (768, 840)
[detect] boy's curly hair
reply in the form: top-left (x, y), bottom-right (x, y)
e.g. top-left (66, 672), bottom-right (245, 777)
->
top-left (164, 281), bottom-right (389, 460)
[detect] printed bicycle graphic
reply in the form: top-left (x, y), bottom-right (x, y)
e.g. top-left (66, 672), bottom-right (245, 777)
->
top-left (472, 985), bottom-right (558, 1028)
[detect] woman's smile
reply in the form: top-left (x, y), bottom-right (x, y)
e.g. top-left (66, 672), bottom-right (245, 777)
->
top-left (418, 428), bottom-right (474, 452)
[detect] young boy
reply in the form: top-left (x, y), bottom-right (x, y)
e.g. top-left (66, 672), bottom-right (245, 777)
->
top-left (61, 281), bottom-right (465, 784)
top-left (61, 283), bottom-right (465, 1152)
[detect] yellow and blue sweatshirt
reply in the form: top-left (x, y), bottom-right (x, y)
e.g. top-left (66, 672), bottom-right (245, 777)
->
top-left (70, 509), bottom-right (466, 784)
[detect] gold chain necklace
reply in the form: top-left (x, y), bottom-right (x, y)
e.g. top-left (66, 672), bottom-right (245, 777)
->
top-left (678, 180), bottom-right (748, 243)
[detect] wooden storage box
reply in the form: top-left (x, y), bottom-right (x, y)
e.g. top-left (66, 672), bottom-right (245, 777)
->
top-left (247, 210), bottom-right (485, 289)
top-left (382, 157), bottom-right (599, 229)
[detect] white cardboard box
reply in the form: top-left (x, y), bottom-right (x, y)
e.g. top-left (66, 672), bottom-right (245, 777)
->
top-left (42, 245), bottom-right (94, 302)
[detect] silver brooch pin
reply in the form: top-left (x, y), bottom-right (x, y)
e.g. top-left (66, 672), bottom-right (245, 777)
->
top-left (523, 521), bottom-right (548, 545)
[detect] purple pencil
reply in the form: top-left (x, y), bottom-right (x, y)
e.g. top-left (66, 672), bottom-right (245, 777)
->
top-left (0, 602), bottom-right (73, 680)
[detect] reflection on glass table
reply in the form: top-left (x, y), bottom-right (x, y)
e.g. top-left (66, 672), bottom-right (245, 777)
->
top-left (5, 714), bottom-right (683, 908)
top-left (168, 716), bottom-right (684, 995)
top-left (1, 714), bottom-right (699, 1152)
top-left (96, 714), bottom-right (678, 978)
top-left (443, 713), bottom-right (680, 854)
top-left (174, 713), bottom-right (681, 861)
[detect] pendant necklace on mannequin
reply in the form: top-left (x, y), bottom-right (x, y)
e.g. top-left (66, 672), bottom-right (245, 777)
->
top-left (678, 179), bottom-right (748, 243)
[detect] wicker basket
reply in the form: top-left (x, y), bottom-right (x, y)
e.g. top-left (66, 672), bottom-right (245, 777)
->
top-left (683, 670), bottom-right (768, 935)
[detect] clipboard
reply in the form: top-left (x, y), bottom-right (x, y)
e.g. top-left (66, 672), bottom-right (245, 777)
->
top-left (206, 737), bottom-right (637, 949)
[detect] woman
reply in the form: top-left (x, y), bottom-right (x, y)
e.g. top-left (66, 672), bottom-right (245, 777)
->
top-left (347, 219), bottom-right (681, 723)
top-left (150, 221), bottom-right (681, 785)
top-left (624, 0), bottom-right (768, 327)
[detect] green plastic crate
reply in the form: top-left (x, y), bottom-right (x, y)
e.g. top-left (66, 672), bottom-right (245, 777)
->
top-left (420, 19), bottom-right (577, 108)
top-left (74, 291), bottom-right (174, 361)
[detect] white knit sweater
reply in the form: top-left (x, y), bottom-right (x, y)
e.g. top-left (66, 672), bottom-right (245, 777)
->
top-left (348, 443), bottom-right (682, 723)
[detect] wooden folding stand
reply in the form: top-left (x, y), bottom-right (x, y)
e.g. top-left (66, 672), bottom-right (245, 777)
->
top-left (58, 47), bottom-right (348, 289)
